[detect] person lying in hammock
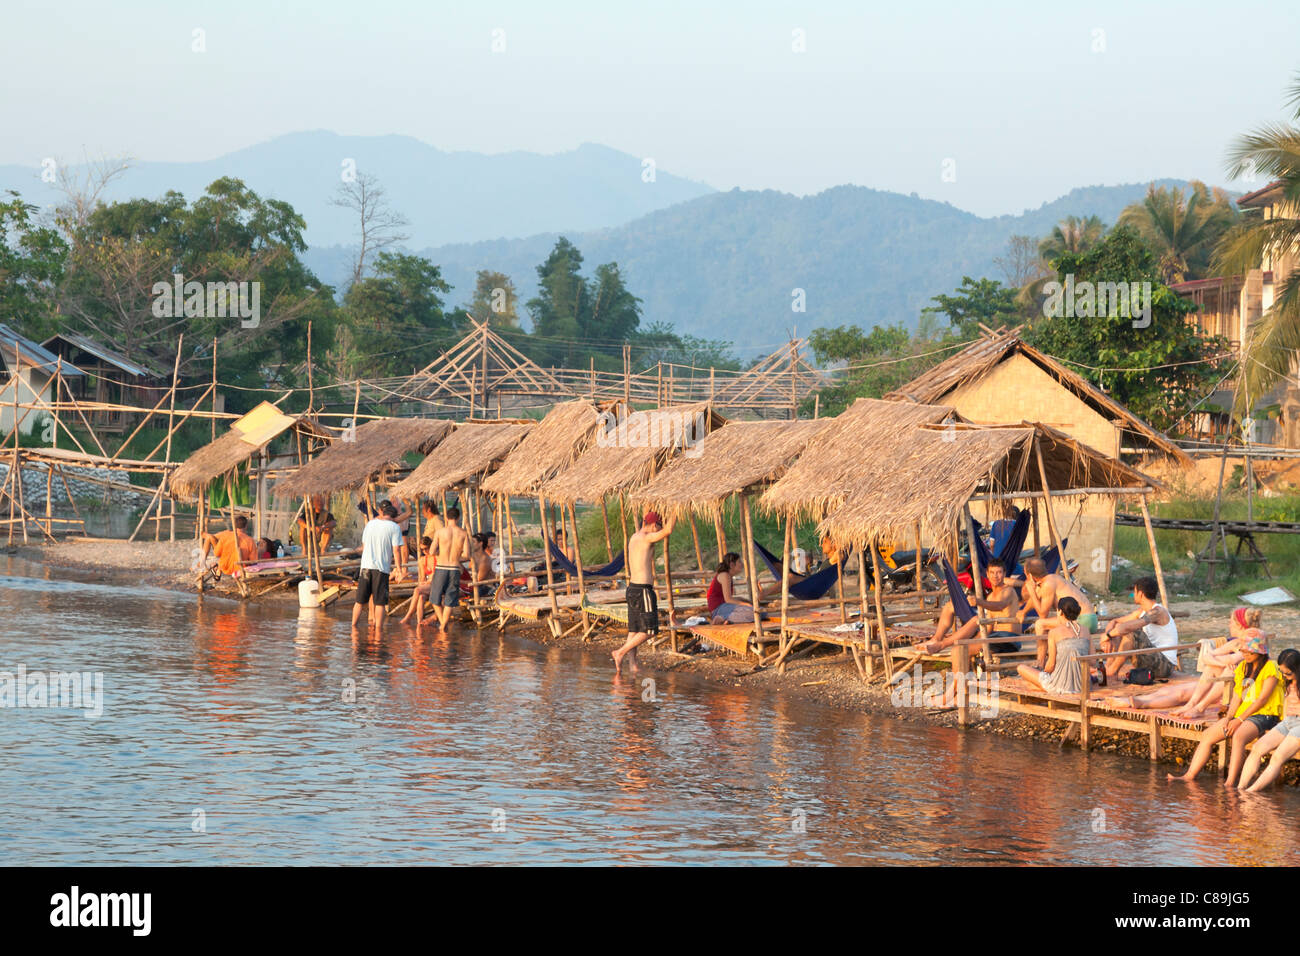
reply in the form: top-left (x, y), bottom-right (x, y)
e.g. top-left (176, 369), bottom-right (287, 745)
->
top-left (913, 558), bottom-right (1022, 655)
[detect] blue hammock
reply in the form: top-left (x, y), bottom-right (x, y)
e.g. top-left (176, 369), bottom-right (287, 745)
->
top-left (969, 509), bottom-right (1031, 577)
top-left (546, 538), bottom-right (625, 577)
top-left (940, 557), bottom-right (976, 625)
top-left (751, 540), bottom-right (849, 600)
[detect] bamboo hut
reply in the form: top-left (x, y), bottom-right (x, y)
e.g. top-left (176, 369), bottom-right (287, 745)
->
top-left (274, 417), bottom-right (452, 499)
top-left (883, 327), bottom-right (1190, 590)
top-left (481, 401), bottom-right (603, 498)
top-left (386, 421), bottom-right (533, 503)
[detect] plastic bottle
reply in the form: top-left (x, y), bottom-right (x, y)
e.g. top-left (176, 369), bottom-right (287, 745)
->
top-left (277, 544), bottom-right (285, 558)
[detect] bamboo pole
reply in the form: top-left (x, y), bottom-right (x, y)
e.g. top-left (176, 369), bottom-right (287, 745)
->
top-left (8, 353), bottom-right (19, 545)
top-left (964, 505), bottom-right (993, 663)
top-left (538, 492), bottom-right (560, 619)
top-left (600, 496), bottom-right (614, 563)
top-left (1033, 437), bottom-right (1072, 583)
top-left (870, 541), bottom-right (893, 681)
top-left (778, 515), bottom-right (792, 672)
top-left (739, 492), bottom-right (764, 645)
top-left (1139, 496), bottom-right (1169, 609)
top-left (568, 503), bottom-right (590, 638)
top-left (689, 512), bottom-right (705, 575)
top-left (914, 521), bottom-right (924, 608)
top-left (618, 493), bottom-right (631, 588)
top-left (163, 336), bottom-right (183, 541)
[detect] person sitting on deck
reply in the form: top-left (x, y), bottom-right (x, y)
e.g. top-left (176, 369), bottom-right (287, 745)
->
top-left (471, 531), bottom-right (497, 600)
top-left (1238, 648), bottom-right (1300, 792)
top-left (199, 515), bottom-right (258, 579)
top-left (1101, 576), bottom-right (1178, 671)
top-left (421, 499), bottom-right (443, 535)
top-left (256, 537), bottom-right (275, 560)
top-left (914, 558), bottom-right (1021, 656)
top-left (297, 494), bottom-right (336, 553)
top-left (1105, 608), bottom-right (1258, 717)
top-left (1022, 557), bottom-right (1095, 666)
top-left (1170, 631), bottom-right (1283, 787)
top-left (400, 536), bottom-right (438, 625)
top-left (1016, 597), bottom-right (1091, 695)
top-left (706, 552), bottom-right (761, 624)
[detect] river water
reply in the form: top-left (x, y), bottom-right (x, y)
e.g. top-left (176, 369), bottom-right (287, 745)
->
top-left (2, 557), bottom-right (1296, 866)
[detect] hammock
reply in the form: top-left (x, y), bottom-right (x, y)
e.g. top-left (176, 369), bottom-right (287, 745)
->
top-left (751, 540), bottom-right (850, 600)
top-left (546, 538), bottom-right (626, 577)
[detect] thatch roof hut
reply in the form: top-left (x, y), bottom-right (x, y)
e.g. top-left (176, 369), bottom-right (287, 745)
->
top-left (632, 418), bottom-right (828, 519)
top-left (170, 401), bottom-right (333, 501)
top-left (539, 402), bottom-right (726, 506)
top-left (759, 397), bottom-right (956, 520)
top-left (816, 421), bottom-right (1153, 550)
top-left (883, 328), bottom-right (1191, 465)
top-left (386, 421), bottom-right (533, 499)
top-left (274, 418), bottom-right (452, 498)
top-left (480, 401), bottom-right (602, 497)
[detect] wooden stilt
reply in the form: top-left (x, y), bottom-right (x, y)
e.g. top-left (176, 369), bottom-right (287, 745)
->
top-left (739, 492), bottom-right (764, 646)
top-left (1139, 496), bottom-right (1169, 609)
top-left (1033, 437), bottom-right (1072, 582)
top-left (778, 515), bottom-right (792, 673)
top-left (870, 541), bottom-right (893, 681)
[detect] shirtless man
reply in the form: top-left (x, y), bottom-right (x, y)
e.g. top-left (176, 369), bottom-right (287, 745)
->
top-left (472, 532), bottom-right (497, 601)
top-left (427, 505), bottom-right (471, 633)
top-left (612, 510), bottom-right (676, 675)
top-left (1021, 557), bottom-right (1095, 667)
top-left (915, 558), bottom-right (1022, 655)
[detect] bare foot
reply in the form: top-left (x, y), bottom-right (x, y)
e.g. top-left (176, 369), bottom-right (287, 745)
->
top-left (1167, 772), bottom-right (1191, 782)
top-left (612, 649), bottom-right (624, 674)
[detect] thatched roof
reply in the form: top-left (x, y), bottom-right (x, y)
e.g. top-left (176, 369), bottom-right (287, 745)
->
top-left (386, 421), bottom-right (533, 499)
top-left (275, 418), bottom-right (452, 498)
top-left (759, 397), bottom-right (956, 519)
top-left (170, 402), bottom-right (333, 501)
top-left (633, 419), bottom-right (829, 518)
top-left (883, 328), bottom-right (1191, 465)
top-left (480, 401), bottom-right (602, 497)
top-left (540, 402), bottom-right (727, 506)
top-left (817, 421), bottom-right (1153, 549)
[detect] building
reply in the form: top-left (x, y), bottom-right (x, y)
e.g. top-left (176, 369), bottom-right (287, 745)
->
top-left (885, 329), bottom-right (1188, 590)
top-left (1170, 180), bottom-right (1300, 444)
top-left (0, 324), bottom-right (86, 437)
top-left (41, 332), bottom-right (169, 433)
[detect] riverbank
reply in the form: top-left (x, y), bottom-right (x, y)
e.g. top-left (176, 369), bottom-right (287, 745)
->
top-left (16, 537), bottom-right (1300, 785)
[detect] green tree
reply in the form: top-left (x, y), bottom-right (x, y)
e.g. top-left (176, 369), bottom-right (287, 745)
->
top-left (1214, 71), bottom-right (1300, 416)
top-left (922, 276), bottom-right (1019, 337)
top-left (340, 251), bottom-right (452, 378)
top-left (525, 237), bottom-right (642, 366)
top-left (1038, 215), bottom-right (1107, 264)
top-left (461, 269), bottom-right (521, 329)
top-left (1118, 181), bottom-right (1238, 284)
top-left (0, 191), bottom-right (67, 339)
top-left (1024, 225), bottom-right (1227, 432)
top-left (631, 321), bottom-right (737, 369)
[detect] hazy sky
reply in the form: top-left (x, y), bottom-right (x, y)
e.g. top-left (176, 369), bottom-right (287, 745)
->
top-left (3, 0), bottom-right (1297, 216)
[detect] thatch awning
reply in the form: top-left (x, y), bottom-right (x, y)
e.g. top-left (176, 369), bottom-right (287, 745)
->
top-left (760, 397), bottom-right (956, 519)
top-left (539, 402), bottom-right (726, 506)
top-left (386, 421), bottom-right (533, 499)
top-left (632, 418), bottom-right (829, 518)
top-left (274, 418), bottom-right (452, 498)
top-left (480, 401), bottom-right (602, 497)
top-left (170, 401), bottom-right (334, 501)
top-left (884, 328), bottom-right (1191, 465)
top-left (817, 421), bottom-right (1153, 550)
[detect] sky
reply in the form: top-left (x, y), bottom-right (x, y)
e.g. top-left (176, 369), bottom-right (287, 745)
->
top-left (3, 0), bottom-right (1297, 217)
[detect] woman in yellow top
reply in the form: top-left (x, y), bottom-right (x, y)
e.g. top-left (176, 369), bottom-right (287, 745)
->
top-left (1239, 648), bottom-right (1300, 792)
top-left (1170, 631), bottom-right (1284, 787)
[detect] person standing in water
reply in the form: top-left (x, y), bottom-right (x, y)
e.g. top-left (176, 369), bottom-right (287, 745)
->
top-left (612, 510), bottom-right (676, 675)
top-left (428, 505), bottom-right (471, 634)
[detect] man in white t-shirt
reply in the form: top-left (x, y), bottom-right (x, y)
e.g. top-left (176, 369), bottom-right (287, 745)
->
top-left (1104, 576), bottom-right (1179, 668)
top-left (351, 500), bottom-right (406, 635)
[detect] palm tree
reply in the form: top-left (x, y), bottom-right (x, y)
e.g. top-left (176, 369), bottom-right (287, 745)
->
top-left (1018, 215), bottom-right (1107, 310)
top-left (1214, 72), bottom-right (1300, 415)
top-left (1118, 181), bottom-right (1237, 284)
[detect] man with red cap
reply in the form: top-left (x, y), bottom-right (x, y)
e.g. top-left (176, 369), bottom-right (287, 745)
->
top-left (612, 510), bottom-right (676, 675)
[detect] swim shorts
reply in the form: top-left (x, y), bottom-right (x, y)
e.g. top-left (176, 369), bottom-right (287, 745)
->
top-left (1244, 714), bottom-right (1280, 734)
top-left (430, 566), bottom-right (461, 607)
top-left (626, 583), bottom-right (659, 635)
top-left (356, 569), bottom-right (390, 606)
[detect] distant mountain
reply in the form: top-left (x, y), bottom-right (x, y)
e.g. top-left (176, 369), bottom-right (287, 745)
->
top-left (305, 179), bottom-right (1194, 356)
top-left (0, 131), bottom-right (716, 247)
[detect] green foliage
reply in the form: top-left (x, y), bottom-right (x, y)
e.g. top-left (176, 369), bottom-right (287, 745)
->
top-left (631, 321), bottom-right (738, 370)
top-left (460, 269), bottom-right (521, 329)
top-left (0, 191), bottom-right (67, 339)
top-left (526, 237), bottom-right (643, 366)
top-left (338, 251), bottom-right (452, 378)
top-left (1023, 226), bottom-right (1229, 433)
top-left (1117, 181), bottom-right (1238, 284)
top-left (922, 276), bottom-right (1019, 337)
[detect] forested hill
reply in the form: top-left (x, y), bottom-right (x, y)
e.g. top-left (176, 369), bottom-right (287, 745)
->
top-left (305, 178), bottom-right (1193, 354)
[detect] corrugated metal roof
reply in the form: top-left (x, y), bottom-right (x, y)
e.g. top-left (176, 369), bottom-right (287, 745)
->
top-left (0, 324), bottom-right (86, 377)
top-left (41, 331), bottom-right (164, 378)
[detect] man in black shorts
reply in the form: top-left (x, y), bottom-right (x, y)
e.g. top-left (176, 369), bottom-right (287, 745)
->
top-left (612, 510), bottom-right (676, 675)
top-left (351, 500), bottom-right (405, 635)
top-left (428, 505), bottom-right (471, 633)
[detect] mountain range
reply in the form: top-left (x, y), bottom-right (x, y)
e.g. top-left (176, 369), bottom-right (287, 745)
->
top-left (1, 132), bottom-right (1196, 355)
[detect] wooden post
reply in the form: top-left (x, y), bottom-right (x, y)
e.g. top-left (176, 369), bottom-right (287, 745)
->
top-left (963, 505), bottom-right (993, 661)
top-left (538, 493), bottom-right (560, 619)
top-left (714, 510), bottom-right (728, 561)
top-left (568, 503), bottom-right (590, 638)
top-left (778, 515), bottom-right (792, 672)
top-left (857, 549), bottom-right (872, 675)
top-left (835, 545), bottom-right (848, 625)
top-left (618, 493), bottom-right (631, 588)
top-left (689, 513), bottom-right (705, 575)
top-left (739, 492), bottom-right (764, 646)
top-left (164, 336), bottom-right (183, 542)
top-left (870, 540), bottom-right (893, 681)
top-left (661, 513), bottom-right (678, 651)
top-left (1139, 495), bottom-right (1169, 609)
top-left (1033, 437), bottom-right (1072, 583)
top-left (1031, 497), bottom-right (1041, 556)
top-left (914, 520), bottom-right (924, 608)
top-left (600, 496), bottom-right (613, 563)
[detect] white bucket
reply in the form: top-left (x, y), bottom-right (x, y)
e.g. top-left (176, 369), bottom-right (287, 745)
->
top-left (298, 579), bottom-right (321, 608)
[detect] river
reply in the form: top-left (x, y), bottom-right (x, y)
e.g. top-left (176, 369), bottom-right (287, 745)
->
top-left (1, 557), bottom-right (1296, 866)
